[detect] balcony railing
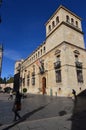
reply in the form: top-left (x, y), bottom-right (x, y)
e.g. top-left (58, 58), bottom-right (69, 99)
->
top-left (32, 72), bottom-right (35, 76)
top-left (75, 61), bottom-right (82, 68)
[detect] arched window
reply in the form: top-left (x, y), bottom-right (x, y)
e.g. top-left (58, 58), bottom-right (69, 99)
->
top-left (41, 49), bottom-right (42, 55)
top-left (33, 55), bottom-right (35, 60)
top-left (38, 51), bottom-right (40, 57)
top-left (76, 21), bottom-right (78, 27)
top-left (52, 21), bottom-right (55, 28)
top-left (66, 15), bottom-right (70, 22)
top-left (71, 18), bottom-right (74, 25)
top-left (36, 53), bottom-right (37, 58)
top-left (48, 25), bottom-right (51, 32)
top-left (43, 46), bottom-right (46, 53)
top-left (56, 16), bottom-right (59, 24)
top-left (32, 57), bottom-right (33, 61)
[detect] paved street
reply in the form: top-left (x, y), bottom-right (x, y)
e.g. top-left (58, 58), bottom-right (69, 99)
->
top-left (0, 93), bottom-right (86, 130)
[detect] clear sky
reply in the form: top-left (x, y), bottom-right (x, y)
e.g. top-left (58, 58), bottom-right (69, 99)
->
top-left (0, 0), bottom-right (86, 79)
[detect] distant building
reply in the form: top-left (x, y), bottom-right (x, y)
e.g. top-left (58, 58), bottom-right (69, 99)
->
top-left (0, 83), bottom-right (13, 91)
top-left (0, 44), bottom-right (3, 77)
top-left (15, 5), bottom-right (86, 97)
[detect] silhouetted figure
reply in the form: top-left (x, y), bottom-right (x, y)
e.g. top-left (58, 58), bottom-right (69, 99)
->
top-left (72, 89), bottom-right (77, 100)
top-left (12, 91), bottom-right (22, 121)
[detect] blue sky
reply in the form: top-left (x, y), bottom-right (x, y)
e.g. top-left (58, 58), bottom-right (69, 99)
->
top-left (0, 0), bottom-right (86, 79)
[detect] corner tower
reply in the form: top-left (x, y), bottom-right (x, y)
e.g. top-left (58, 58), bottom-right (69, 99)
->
top-left (45, 5), bottom-right (84, 52)
top-left (45, 5), bottom-right (86, 96)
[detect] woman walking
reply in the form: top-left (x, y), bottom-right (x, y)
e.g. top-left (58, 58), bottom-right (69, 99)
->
top-left (12, 91), bottom-right (22, 121)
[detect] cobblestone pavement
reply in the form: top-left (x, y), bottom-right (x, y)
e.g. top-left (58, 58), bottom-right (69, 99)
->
top-left (0, 93), bottom-right (86, 130)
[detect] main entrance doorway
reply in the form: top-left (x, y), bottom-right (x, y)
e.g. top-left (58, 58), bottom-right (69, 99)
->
top-left (42, 77), bottom-right (46, 95)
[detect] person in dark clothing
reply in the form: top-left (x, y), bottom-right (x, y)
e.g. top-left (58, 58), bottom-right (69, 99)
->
top-left (12, 91), bottom-right (22, 121)
top-left (72, 89), bottom-right (77, 100)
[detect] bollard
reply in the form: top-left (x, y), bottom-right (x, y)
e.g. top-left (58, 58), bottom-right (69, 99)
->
top-left (50, 88), bottom-right (53, 96)
top-left (55, 92), bottom-right (57, 97)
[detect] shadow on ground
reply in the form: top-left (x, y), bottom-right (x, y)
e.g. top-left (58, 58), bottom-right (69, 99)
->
top-left (69, 96), bottom-right (86, 130)
top-left (2, 103), bottom-right (49, 130)
top-left (77, 89), bottom-right (86, 96)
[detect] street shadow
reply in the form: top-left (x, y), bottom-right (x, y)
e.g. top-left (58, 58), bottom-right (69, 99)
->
top-left (77, 89), bottom-right (86, 96)
top-left (68, 96), bottom-right (86, 130)
top-left (2, 104), bottom-right (48, 130)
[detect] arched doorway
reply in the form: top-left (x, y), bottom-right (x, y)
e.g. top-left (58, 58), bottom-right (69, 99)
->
top-left (42, 77), bottom-right (46, 95)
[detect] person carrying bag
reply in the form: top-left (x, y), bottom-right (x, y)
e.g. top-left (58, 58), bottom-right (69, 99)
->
top-left (12, 91), bottom-right (22, 121)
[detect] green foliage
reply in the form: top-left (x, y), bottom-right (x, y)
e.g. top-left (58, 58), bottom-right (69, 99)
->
top-left (6, 77), bottom-right (14, 83)
top-left (0, 77), bottom-right (6, 84)
top-left (0, 86), bottom-right (2, 90)
top-left (0, 77), bottom-right (14, 84)
top-left (23, 88), bottom-right (27, 93)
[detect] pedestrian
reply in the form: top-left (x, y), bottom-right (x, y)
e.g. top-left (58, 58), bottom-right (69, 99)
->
top-left (12, 91), bottom-right (22, 121)
top-left (8, 90), bottom-right (13, 100)
top-left (72, 89), bottom-right (77, 100)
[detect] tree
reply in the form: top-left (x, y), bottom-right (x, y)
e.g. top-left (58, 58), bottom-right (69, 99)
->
top-left (6, 77), bottom-right (14, 83)
top-left (23, 88), bottom-right (27, 93)
top-left (0, 77), bottom-right (6, 84)
top-left (0, 77), bottom-right (3, 83)
top-left (0, 77), bottom-right (14, 84)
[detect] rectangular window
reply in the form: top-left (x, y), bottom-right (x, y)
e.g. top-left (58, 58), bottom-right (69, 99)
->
top-left (55, 69), bottom-right (61, 83)
top-left (32, 76), bottom-right (35, 85)
top-left (23, 78), bottom-right (25, 86)
top-left (76, 69), bottom-right (83, 83)
top-left (27, 78), bottom-right (30, 86)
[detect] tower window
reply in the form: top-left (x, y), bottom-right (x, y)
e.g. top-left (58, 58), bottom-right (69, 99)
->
top-left (66, 15), bottom-right (70, 22)
top-left (36, 53), bottom-right (37, 58)
top-left (76, 21), bottom-right (78, 27)
top-left (48, 25), bottom-right (51, 32)
top-left (52, 21), bottom-right (55, 28)
top-left (38, 51), bottom-right (40, 57)
top-left (41, 49), bottom-right (42, 55)
top-left (43, 46), bottom-right (46, 53)
top-left (71, 18), bottom-right (74, 25)
top-left (56, 16), bottom-right (59, 24)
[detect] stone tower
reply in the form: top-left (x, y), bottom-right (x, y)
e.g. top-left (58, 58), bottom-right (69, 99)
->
top-left (45, 5), bottom-right (86, 96)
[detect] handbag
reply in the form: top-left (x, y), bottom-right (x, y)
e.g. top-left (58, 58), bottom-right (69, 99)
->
top-left (16, 103), bottom-right (21, 111)
top-left (12, 103), bottom-right (21, 111)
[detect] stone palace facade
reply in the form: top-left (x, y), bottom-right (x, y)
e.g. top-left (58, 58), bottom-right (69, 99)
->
top-left (14, 5), bottom-right (86, 97)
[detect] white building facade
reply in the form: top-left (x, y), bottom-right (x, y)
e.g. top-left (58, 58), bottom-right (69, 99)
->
top-left (15, 5), bottom-right (86, 97)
